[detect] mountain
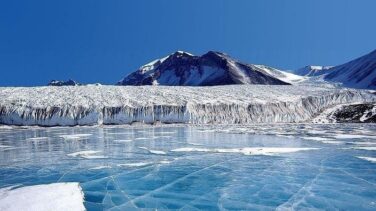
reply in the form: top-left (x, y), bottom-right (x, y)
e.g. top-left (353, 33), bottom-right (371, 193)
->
top-left (117, 51), bottom-right (300, 86)
top-left (48, 79), bottom-right (80, 86)
top-left (294, 65), bottom-right (333, 76)
top-left (324, 49), bottom-right (376, 89)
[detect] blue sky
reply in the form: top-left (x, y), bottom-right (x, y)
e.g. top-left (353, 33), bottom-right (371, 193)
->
top-left (1, 0), bottom-right (375, 86)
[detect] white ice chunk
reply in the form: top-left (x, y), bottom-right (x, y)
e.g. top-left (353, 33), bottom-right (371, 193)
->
top-left (357, 156), bottom-right (376, 163)
top-left (27, 137), bottom-right (50, 141)
top-left (0, 183), bottom-right (85, 211)
top-left (301, 137), bottom-right (343, 144)
top-left (301, 137), bottom-right (333, 141)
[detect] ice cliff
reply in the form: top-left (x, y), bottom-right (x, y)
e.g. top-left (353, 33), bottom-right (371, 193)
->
top-left (0, 85), bottom-right (374, 126)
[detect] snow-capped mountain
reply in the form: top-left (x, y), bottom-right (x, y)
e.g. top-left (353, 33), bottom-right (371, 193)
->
top-left (294, 65), bottom-right (333, 76)
top-left (324, 49), bottom-right (376, 89)
top-left (117, 51), bottom-right (302, 86)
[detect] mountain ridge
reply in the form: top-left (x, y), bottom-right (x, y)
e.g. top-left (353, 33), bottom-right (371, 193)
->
top-left (117, 51), bottom-right (296, 86)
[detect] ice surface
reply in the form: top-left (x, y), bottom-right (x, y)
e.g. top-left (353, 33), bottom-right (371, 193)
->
top-left (0, 85), bottom-right (375, 126)
top-left (1, 125), bottom-right (376, 210)
top-left (0, 183), bottom-right (85, 211)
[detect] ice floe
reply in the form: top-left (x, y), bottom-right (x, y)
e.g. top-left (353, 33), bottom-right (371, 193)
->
top-left (350, 147), bottom-right (376, 151)
top-left (113, 139), bottom-right (133, 143)
top-left (333, 134), bottom-right (376, 139)
top-left (135, 137), bottom-right (156, 140)
top-left (27, 137), bottom-right (50, 141)
top-left (118, 162), bottom-right (153, 167)
top-left (59, 134), bottom-right (92, 140)
top-left (139, 147), bottom-right (167, 155)
top-left (348, 141), bottom-right (376, 145)
top-left (357, 156), bottom-right (376, 163)
top-left (67, 150), bottom-right (107, 159)
top-left (301, 137), bottom-right (332, 141)
top-left (301, 137), bottom-right (343, 144)
top-left (170, 147), bottom-right (318, 156)
top-left (89, 165), bottom-right (112, 170)
top-left (0, 183), bottom-right (85, 211)
top-left (0, 144), bottom-right (11, 148)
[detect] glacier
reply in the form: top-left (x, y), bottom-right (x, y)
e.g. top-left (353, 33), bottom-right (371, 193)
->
top-left (0, 85), bottom-right (375, 126)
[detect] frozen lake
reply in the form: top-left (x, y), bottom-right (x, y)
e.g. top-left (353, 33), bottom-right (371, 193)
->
top-left (0, 124), bottom-right (376, 210)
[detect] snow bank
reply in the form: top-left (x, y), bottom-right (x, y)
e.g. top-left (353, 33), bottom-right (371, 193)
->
top-left (0, 183), bottom-right (85, 211)
top-left (0, 85), bottom-right (374, 126)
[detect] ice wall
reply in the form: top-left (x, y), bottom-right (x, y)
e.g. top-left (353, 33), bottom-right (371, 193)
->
top-left (0, 85), bottom-right (374, 126)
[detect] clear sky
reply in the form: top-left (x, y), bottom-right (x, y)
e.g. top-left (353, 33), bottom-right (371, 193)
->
top-left (1, 0), bottom-right (375, 86)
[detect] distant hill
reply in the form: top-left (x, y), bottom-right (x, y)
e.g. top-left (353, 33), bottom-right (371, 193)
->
top-left (48, 79), bottom-right (80, 86)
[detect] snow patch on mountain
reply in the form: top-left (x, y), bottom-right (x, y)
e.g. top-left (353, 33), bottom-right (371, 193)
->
top-left (255, 65), bottom-right (305, 83)
top-left (294, 66), bottom-right (333, 77)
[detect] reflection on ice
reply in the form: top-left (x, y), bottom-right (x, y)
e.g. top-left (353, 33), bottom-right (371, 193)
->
top-left (0, 124), bottom-right (376, 210)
